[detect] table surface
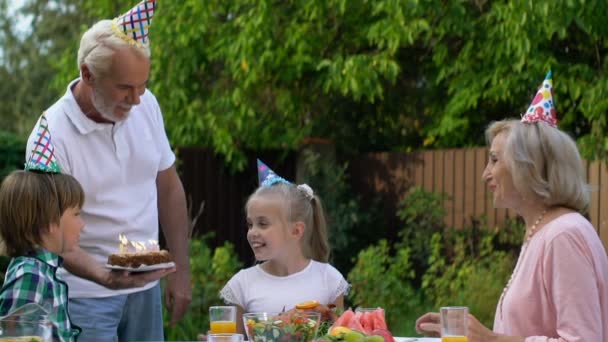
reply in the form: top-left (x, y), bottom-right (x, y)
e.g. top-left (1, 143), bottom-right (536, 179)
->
top-left (395, 338), bottom-right (440, 342)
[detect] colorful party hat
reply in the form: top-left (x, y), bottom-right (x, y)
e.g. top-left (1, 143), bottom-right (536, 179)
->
top-left (257, 159), bottom-right (290, 187)
top-left (25, 114), bottom-right (61, 173)
top-left (112, 0), bottom-right (157, 48)
top-left (521, 70), bottom-right (557, 127)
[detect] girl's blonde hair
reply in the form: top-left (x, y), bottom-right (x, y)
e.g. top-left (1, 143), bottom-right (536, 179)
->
top-left (0, 171), bottom-right (85, 257)
top-left (247, 183), bottom-right (330, 262)
top-left (485, 119), bottom-right (589, 212)
top-left (77, 20), bottom-right (150, 78)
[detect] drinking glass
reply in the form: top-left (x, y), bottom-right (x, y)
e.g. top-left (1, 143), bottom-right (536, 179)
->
top-left (440, 306), bottom-right (468, 342)
top-left (207, 333), bottom-right (244, 342)
top-left (0, 318), bottom-right (52, 342)
top-left (209, 306), bottom-right (237, 334)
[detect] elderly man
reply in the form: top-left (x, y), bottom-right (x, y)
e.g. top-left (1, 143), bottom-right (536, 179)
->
top-left (25, 1), bottom-right (191, 340)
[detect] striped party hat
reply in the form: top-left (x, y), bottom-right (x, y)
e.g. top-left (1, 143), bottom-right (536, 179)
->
top-left (112, 0), bottom-right (157, 48)
top-left (25, 114), bottom-right (61, 173)
top-left (257, 159), bottom-right (290, 187)
top-left (521, 70), bottom-right (557, 127)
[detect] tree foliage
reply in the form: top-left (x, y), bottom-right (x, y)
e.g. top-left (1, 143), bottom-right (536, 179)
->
top-left (1, 0), bottom-right (607, 170)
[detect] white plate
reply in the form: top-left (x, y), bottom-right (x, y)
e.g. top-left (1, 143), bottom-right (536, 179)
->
top-left (395, 338), bottom-right (440, 342)
top-left (105, 262), bottom-right (175, 272)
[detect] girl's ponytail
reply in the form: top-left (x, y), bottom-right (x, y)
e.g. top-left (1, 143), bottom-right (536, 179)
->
top-left (306, 195), bottom-right (330, 262)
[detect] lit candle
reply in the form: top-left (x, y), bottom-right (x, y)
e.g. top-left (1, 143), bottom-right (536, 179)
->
top-left (131, 241), bottom-right (144, 252)
top-left (148, 240), bottom-right (159, 251)
top-left (119, 234), bottom-right (129, 253)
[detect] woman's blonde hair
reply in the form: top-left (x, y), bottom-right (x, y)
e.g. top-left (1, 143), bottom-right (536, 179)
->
top-left (77, 20), bottom-right (150, 78)
top-left (246, 183), bottom-right (330, 262)
top-left (485, 119), bottom-right (589, 212)
top-left (0, 171), bottom-right (85, 257)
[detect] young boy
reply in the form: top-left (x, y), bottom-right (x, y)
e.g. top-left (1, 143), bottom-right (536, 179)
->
top-left (0, 115), bottom-right (84, 342)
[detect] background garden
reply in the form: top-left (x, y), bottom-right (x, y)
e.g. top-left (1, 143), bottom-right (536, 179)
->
top-left (1, 0), bottom-right (607, 340)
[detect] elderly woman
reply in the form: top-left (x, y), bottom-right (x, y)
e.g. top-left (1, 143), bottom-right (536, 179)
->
top-left (415, 72), bottom-right (608, 342)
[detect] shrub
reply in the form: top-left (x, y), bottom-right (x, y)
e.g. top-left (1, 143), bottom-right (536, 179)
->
top-left (299, 150), bottom-right (384, 273)
top-left (163, 235), bottom-right (243, 341)
top-left (0, 130), bottom-right (24, 280)
top-left (347, 240), bottom-right (425, 336)
top-left (396, 186), bottom-right (447, 285)
top-left (347, 187), bottom-right (523, 333)
top-left (0, 130), bottom-right (25, 180)
top-left (421, 231), bottom-right (516, 326)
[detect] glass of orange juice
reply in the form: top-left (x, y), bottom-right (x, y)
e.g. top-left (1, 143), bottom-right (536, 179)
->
top-left (440, 306), bottom-right (468, 342)
top-left (209, 306), bottom-right (237, 334)
top-left (208, 333), bottom-right (243, 342)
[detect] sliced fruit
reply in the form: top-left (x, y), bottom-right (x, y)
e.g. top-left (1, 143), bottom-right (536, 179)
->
top-left (360, 311), bottom-right (373, 334)
top-left (332, 309), bottom-right (355, 328)
top-left (343, 331), bottom-right (365, 342)
top-left (364, 336), bottom-right (384, 342)
top-left (329, 326), bottom-right (353, 337)
top-left (346, 314), bottom-right (366, 333)
top-left (296, 300), bottom-right (320, 309)
top-left (372, 308), bottom-right (388, 330)
top-left (370, 328), bottom-right (395, 342)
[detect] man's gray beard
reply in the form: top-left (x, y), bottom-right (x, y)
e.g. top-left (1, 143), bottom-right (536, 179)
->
top-left (91, 87), bottom-right (130, 122)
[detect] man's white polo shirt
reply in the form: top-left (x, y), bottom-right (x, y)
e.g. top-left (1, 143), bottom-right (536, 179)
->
top-left (26, 79), bottom-right (176, 298)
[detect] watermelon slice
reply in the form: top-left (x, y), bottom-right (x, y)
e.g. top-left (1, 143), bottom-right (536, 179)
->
top-left (346, 315), bottom-right (366, 333)
top-left (331, 308), bottom-right (354, 329)
top-left (360, 311), bottom-right (374, 334)
top-left (330, 307), bottom-right (391, 337)
top-left (372, 308), bottom-right (388, 330)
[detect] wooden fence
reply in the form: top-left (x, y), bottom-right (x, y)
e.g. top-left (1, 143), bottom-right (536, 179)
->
top-left (178, 147), bottom-right (608, 260)
top-left (348, 148), bottom-right (608, 253)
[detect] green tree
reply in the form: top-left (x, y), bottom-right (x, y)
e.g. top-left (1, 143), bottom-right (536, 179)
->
top-left (0, 0), bottom-right (99, 134)
top-left (2, 0), bottom-right (608, 169)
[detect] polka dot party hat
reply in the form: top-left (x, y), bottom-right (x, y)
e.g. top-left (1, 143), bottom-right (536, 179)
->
top-left (25, 113), bottom-right (62, 173)
top-left (521, 70), bottom-right (557, 127)
top-left (112, 0), bottom-right (157, 48)
top-left (257, 159), bottom-right (290, 187)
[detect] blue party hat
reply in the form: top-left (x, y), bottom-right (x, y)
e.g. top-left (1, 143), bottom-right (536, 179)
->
top-left (257, 159), bottom-right (290, 187)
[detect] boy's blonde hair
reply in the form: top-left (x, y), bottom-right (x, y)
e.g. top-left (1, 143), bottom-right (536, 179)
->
top-left (0, 171), bottom-right (85, 257)
top-left (485, 119), bottom-right (589, 212)
top-left (247, 183), bottom-right (330, 262)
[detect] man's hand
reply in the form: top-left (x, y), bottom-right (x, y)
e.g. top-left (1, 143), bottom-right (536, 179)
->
top-left (163, 266), bottom-right (192, 326)
top-left (103, 266), bottom-right (176, 290)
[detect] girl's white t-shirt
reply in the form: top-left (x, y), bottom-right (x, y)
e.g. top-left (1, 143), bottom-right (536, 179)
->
top-left (220, 260), bottom-right (350, 313)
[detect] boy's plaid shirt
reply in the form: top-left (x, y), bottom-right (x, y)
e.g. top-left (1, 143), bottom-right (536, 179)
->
top-left (0, 248), bottom-right (81, 342)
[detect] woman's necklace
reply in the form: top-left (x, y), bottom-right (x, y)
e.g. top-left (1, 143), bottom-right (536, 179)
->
top-left (498, 209), bottom-right (547, 319)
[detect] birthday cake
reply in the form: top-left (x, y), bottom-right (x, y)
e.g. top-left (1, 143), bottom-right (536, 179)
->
top-left (107, 234), bottom-right (173, 268)
top-left (107, 250), bottom-right (173, 268)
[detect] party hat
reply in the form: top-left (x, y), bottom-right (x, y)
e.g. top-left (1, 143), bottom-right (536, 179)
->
top-left (257, 159), bottom-right (290, 187)
top-left (112, 0), bottom-right (157, 48)
top-left (25, 114), bottom-right (61, 173)
top-left (521, 70), bottom-right (557, 127)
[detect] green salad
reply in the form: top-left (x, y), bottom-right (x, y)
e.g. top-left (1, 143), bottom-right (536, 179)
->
top-left (244, 312), bottom-right (320, 342)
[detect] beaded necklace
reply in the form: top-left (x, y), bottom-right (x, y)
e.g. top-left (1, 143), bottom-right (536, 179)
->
top-left (498, 209), bottom-right (547, 319)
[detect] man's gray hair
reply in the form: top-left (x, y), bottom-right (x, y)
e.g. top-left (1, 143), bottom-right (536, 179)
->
top-left (77, 20), bottom-right (150, 78)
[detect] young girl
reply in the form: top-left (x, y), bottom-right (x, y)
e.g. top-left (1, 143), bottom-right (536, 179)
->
top-left (219, 160), bottom-right (350, 334)
top-left (0, 117), bottom-right (85, 342)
